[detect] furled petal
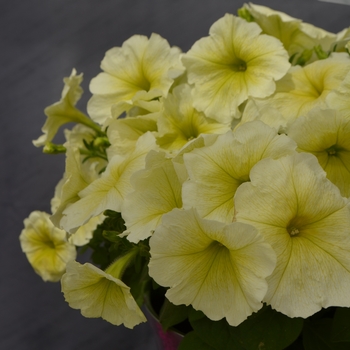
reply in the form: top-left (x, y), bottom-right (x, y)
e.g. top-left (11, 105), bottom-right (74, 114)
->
top-left (33, 69), bottom-right (99, 146)
top-left (61, 261), bottom-right (146, 328)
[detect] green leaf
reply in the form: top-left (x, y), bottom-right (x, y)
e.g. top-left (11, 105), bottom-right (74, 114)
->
top-left (159, 299), bottom-right (190, 331)
top-left (178, 331), bottom-right (215, 350)
top-left (189, 310), bottom-right (245, 350)
top-left (237, 305), bottom-right (304, 350)
top-left (189, 306), bottom-right (303, 350)
top-left (303, 318), bottom-right (349, 350)
top-left (331, 308), bottom-right (350, 343)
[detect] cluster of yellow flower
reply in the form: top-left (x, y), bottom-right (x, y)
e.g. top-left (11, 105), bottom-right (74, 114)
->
top-left (20, 3), bottom-right (350, 331)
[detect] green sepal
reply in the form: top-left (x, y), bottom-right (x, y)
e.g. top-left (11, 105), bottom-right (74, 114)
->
top-left (314, 45), bottom-right (329, 60)
top-left (295, 49), bottom-right (313, 66)
top-left (43, 142), bottom-right (66, 154)
top-left (237, 7), bottom-right (254, 22)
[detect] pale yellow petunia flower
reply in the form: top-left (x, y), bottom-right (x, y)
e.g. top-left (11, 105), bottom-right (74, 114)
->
top-left (156, 84), bottom-right (231, 151)
top-left (20, 211), bottom-right (76, 282)
top-left (33, 69), bottom-right (100, 147)
top-left (253, 53), bottom-right (350, 124)
top-left (182, 121), bottom-right (296, 223)
top-left (182, 14), bottom-right (290, 123)
top-left (61, 256), bottom-right (146, 328)
top-left (241, 3), bottom-right (336, 64)
top-left (122, 151), bottom-right (183, 243)
top-left (149, 208), bottom-right (276, 326)
top-left (235, 152), bottom-right (350, 318)
top-left (87, 34), bottom-right (184, 125)
top-left (60, 132), bottom-right (157, 232)
top-left (288, 108), bottom-right (350, 198)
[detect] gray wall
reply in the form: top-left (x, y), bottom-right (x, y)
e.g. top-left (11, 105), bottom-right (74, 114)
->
top-left (2, 0), bottom-right (350, 349)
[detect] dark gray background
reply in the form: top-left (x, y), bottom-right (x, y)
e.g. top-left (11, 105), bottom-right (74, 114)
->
top-left (1, 0), bottom-right (350, 349)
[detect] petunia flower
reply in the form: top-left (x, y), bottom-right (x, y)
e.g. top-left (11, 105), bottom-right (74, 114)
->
top-left (87, 34), bottom-right (184, 125)
top-left (240, 3), bottom-right (336, 64)
top-left (234, 152), bottom-right (350, 318)
top-left (122, 151), bottom-right (183, 243)
top-left (60, 132), bottom-right (157, 232)
top-left (182, 14), bottom-right (290, 123)
top-left (182, 121), bottom-right (296, 223)
top-left (156, 84), bottom-right (231, 151)
top-left (61, 252), bottom-right (146, 328)
top-left (252, 53), bottom-right (350, 124)
top-left (19, 211), bottom-right (76, 282)
top-left (148, 208), bottom-right (276, 327)
top-left (33, 69), bottom-right (100, 147)
top-left (288, 108), bottom-right (350, 198)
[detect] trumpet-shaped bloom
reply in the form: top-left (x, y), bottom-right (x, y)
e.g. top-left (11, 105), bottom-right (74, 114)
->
top-left (60, 132), bottom-right (157, 232)
top-left (61, 260), bottom-right (146, 328)
top-left (88, 34), bottom-right (184, 124)
top-left (241, 3), bottom-right (336, 64)
top-left (288, 108), bottom-right (350, 197)
top-left (149, 209), bottom-right (276, 326)
top-left (156, 84), bottom-right (230, 151)
top-left (182, 121), bottom-right (296, 223)
top-left (234, 152), bottom-right (350, 318)
top-left (50, 146), bottom-right (102, 228)
top-left (253, 54), bottom-right (350, 123)
top-left (19, 211), bottom-right (76, 282)
top-left (182, 14), bottom-right (290, 123)
top-left (122, 151), bottom-right (183, 243)
top-left (33, 69), bottom-right (100, 147)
